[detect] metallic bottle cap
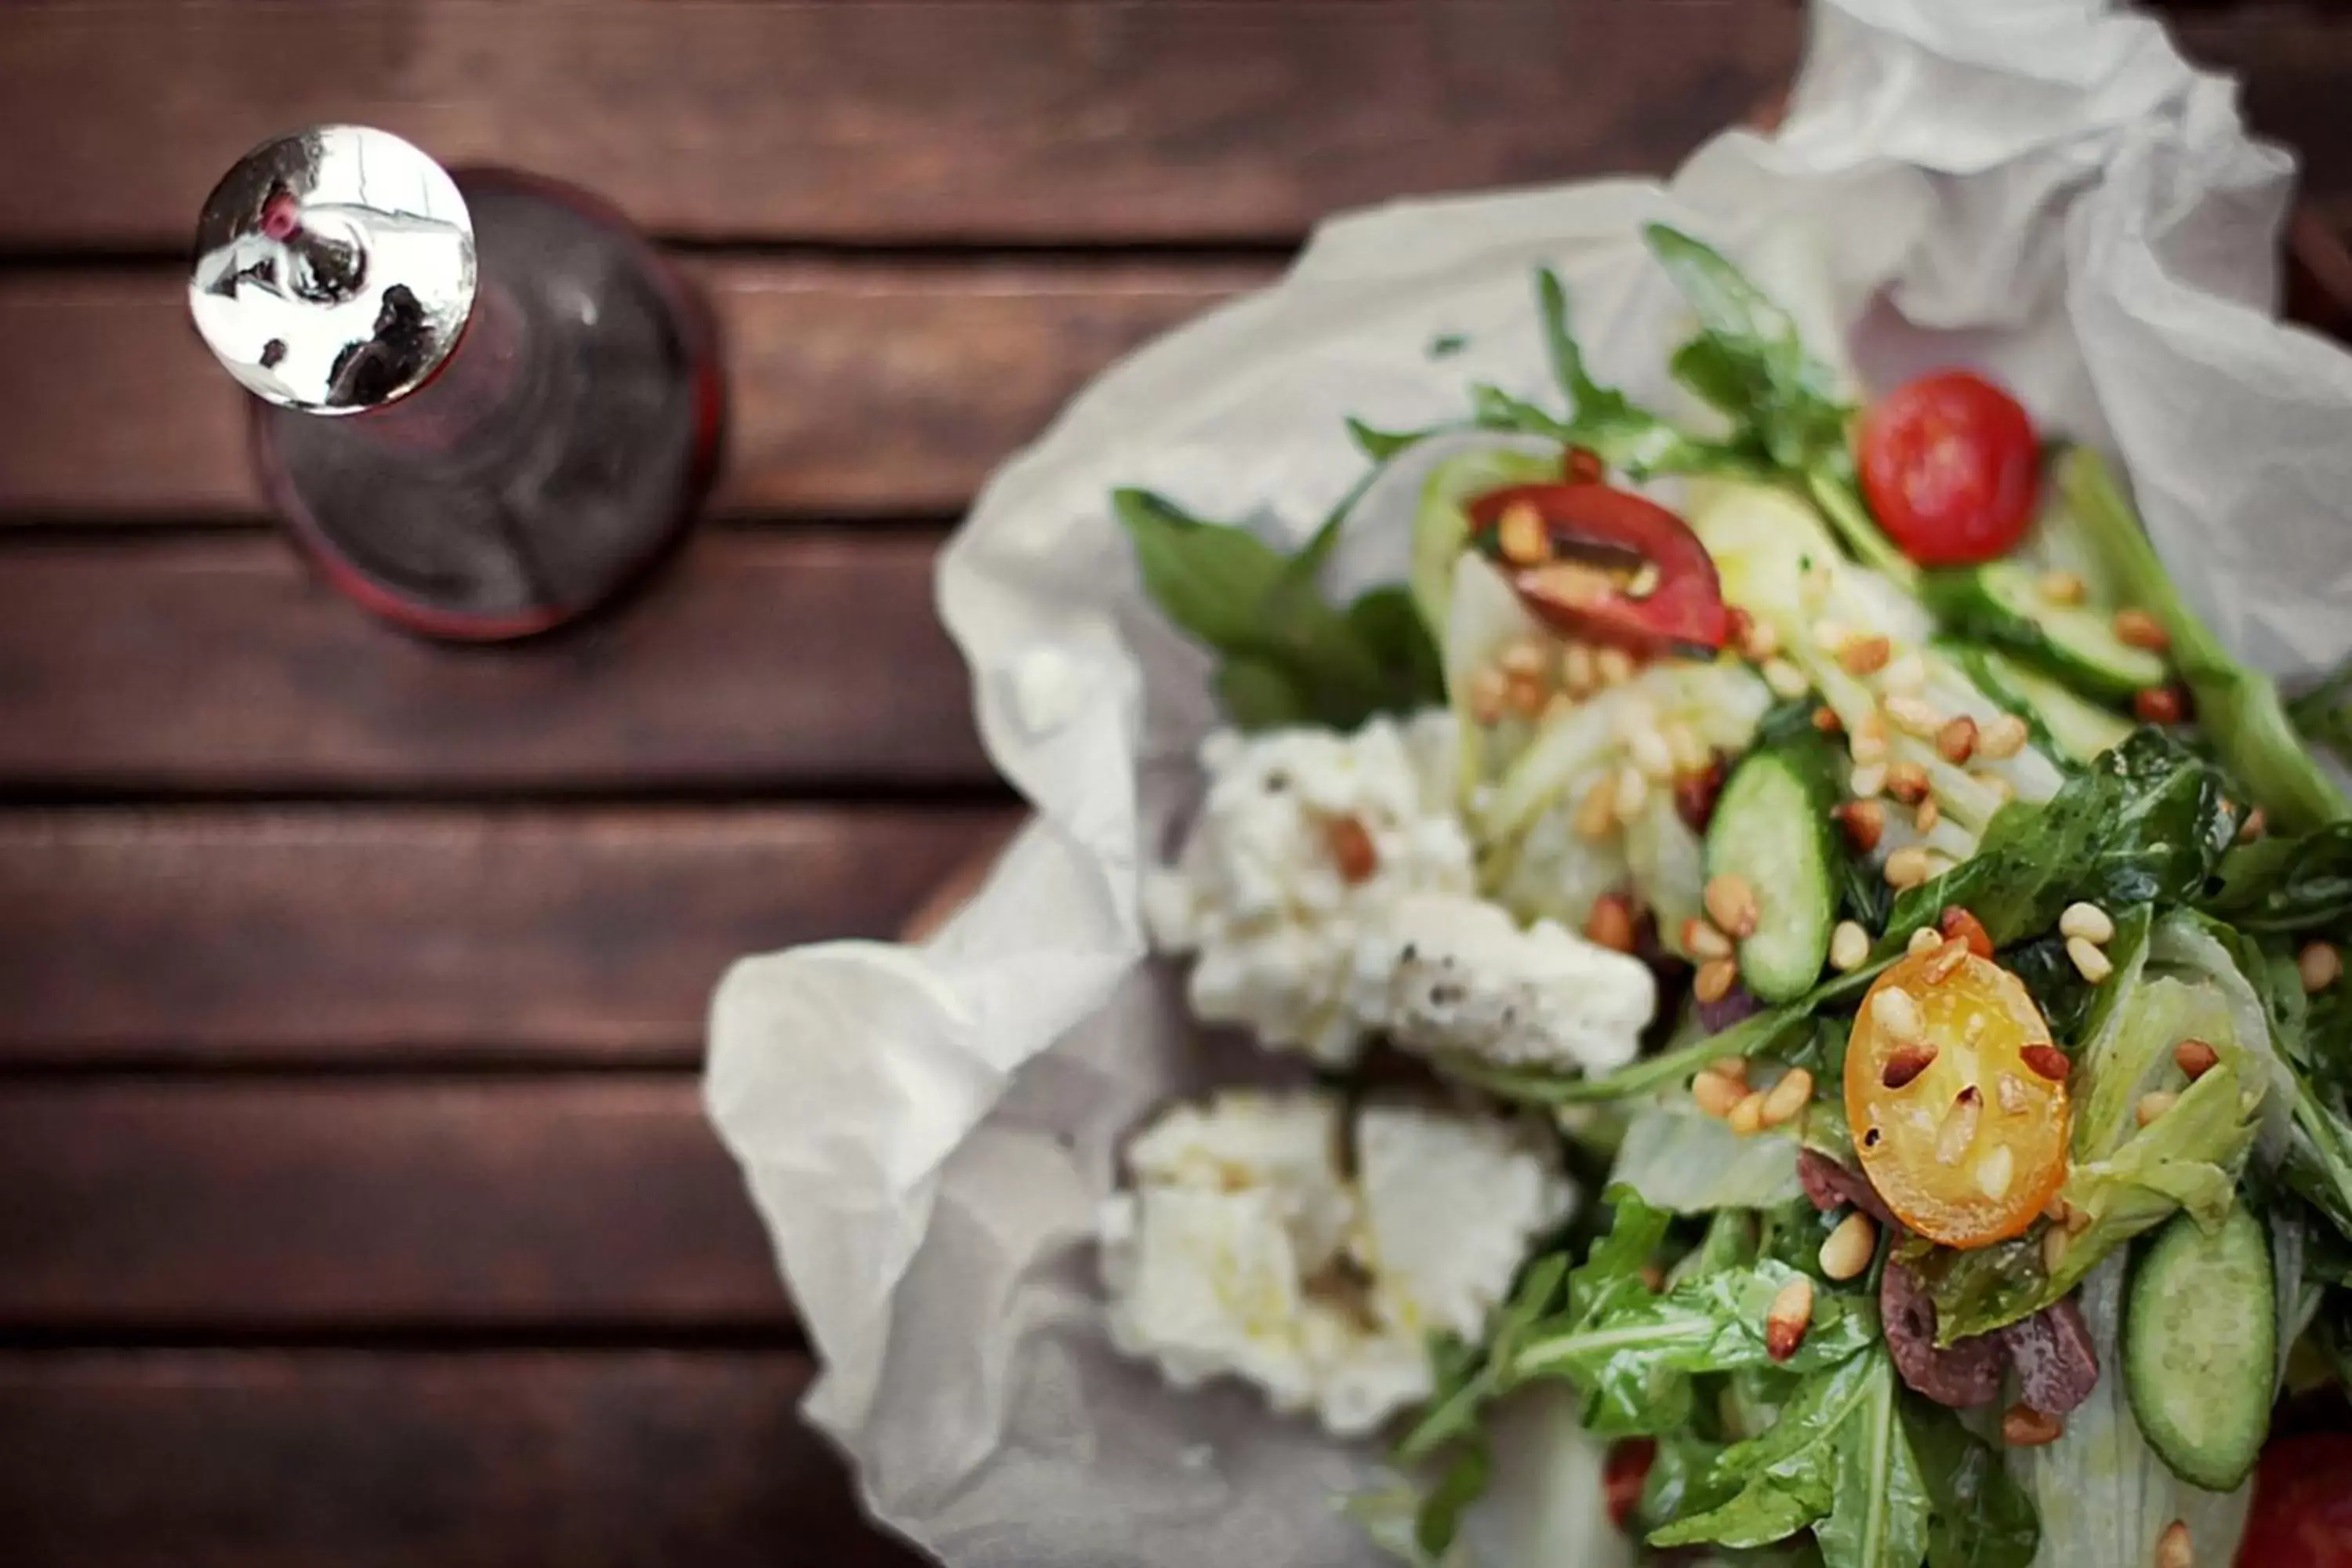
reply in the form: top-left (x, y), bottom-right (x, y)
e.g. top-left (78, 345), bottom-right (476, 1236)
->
top-left (190, 125), bottom-right (476, 415)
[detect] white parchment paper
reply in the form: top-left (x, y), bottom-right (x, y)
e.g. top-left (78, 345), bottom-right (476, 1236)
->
top-left (706, 4), bottom-right (2352, 1563)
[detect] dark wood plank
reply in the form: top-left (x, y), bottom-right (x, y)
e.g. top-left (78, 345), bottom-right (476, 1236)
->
top-left (0, 1080), bottom-right (785, 1328)
top-left (0, 259), bottom-right (1254, 521)
top-left (0, 1351), bottom-right (921, 1568)
top-left (0, 531), bottom-right (990, 791)
top-left (0, 806), bottom-right (1014, 1064)
top-left (2177, 7), bottom-right (2352, 216)
top-left (0, 1), bottom-right (1798, 250)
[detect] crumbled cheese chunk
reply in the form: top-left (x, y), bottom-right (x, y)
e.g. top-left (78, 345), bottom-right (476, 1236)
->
top-left (1100, 1090), bottom-right (1570, 1436)
top-left (1144, 712), bottom-right (1472, 1065)
top-left (1353, 891), bottom-right (1655, 1072)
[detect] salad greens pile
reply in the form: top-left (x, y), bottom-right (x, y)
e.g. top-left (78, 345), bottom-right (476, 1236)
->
top-left (1119, 223), bottom-right (2352, 1567)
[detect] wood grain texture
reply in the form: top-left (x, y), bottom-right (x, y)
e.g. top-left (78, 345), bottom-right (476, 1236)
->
top-left (0, 1080), bottom-right (786, 1328)
top-left (0, 1351), bottom-right (922, 1567)
top-left (0, 806), bottom-right (1015, 1064)
top-left (0, 1), bottom-right (1798, 250)
top-left (0, 259), bottom-right (1255, 520)
top-left (0, 531), bottom-right (990, 791)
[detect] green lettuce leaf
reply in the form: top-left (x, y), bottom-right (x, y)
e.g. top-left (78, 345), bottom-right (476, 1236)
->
top-left (1612, 1099), bottom-right (1806, 1214)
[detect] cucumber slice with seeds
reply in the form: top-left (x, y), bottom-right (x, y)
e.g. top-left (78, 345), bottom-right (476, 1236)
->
top-left (1947, 641), bottom-right (2132, 765)
top-left (1703, 739), bottom-right (1841, 1003)
top-left (1924, 561), bottom-right (2165, 704)
top-left (2123, 1203), bottom-right (2274, 1491)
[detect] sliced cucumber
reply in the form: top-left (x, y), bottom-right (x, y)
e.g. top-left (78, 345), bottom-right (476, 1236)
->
top-left (1409, 447), bottom-right (1560, 636)
top-left (1704, 739), bottom-right (1840, 1004)
top-left (1947, 642), bottom-right (2132, 765)
top-left (2123, 1203), bottom-right (2275, 1491)
top-left (1922, 560), bottom-right (2165, 704)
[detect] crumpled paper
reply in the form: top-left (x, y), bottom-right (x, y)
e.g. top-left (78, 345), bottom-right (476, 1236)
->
top-left (706, 3), bottom-right (2352, 1563)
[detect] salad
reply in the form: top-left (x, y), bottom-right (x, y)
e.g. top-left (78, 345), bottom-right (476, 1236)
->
top-left (1102, 224), bottom-right (2352, 1567)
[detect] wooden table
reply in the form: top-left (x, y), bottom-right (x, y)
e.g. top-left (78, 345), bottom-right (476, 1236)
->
top-left (0, 3), bottom-right (2344, 1563)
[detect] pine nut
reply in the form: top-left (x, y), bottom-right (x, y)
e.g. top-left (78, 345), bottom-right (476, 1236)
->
top-left (1936, 1087), bottom-right (1982, 1165)
top-left (1907, 926), bottom-right (1944, 956)
top-left (2238, 807), bottom-right (2267, 843)
top-left (1829, 920), bottom-right (1871, 973)
top-left (2067, 935), bottom-right (2114, 983)
top-left (1914, 797), bottom-right (1941, 834)
top-left (2058, 902), bottom-right (2115, 945)
top-left (1497, 502), bottom-right (1550, 565)
top-left (1998, 1073), bottom-right (2031, 1113)
top-left (1692, 1069), bottom-right (1744, 1120)
top-left (1869, 985), bottom-right (1925, 1041)
top-left (1850, 723), bottom-right (1890, 765)
top-left (1975, 1143), bottom-right (2015, 1200)
top-left (1937, 906), bottom-right (1994, 959)
top-left (1596, 646), bottom-right (1639, 687)
top-left (1574, 776), bottom-right (1618, 840)
top-left (2114, 608), bottom-right (2171, 652)
top-left (1881, 1042), bottom-right (1939, 1090)
top-left (1849, 762), bottom-right (1889, 798)
top-left (1507, 673), bottom-right (1548, 717)
top-left (1696, 957), bottom-right (1741, 1007)
top-left (2022, 1044), bottom-right (2071, 1082)
top-left (2042, 1223), bottom-right (2070, 1274)
top-left (2038, 571), bottom-right (2086, 606)
top-left (1760, 1068), bottom-right (1814, 1127)
top-left (1628, 727), bottom-right (1676, 780)
top-left (1885, 846), bottom-right (1935, 890)
top-left (2135, 685), bottom-right (2187, 725)
top-left (1562, 641), bottom-right (1599, 697)
top-left (1726, 1087), bottom-right (1766, 1136)
top-left (2174, 1039), bottom-right (2220, 1080)
top-left (1879, 653), bottom-right (1928, 695)
top-left (1819, 1212), bottom-right (1877, 1281)
top-left (1762, 658), bottom-right (1810, 699)
top-left (1974, 768), bottom-right (2017, 802)
top-left (2300, 940), bottom-right (2341, 993)
top-left (1742, 616), bottom-right (1782, 662)
top-left (1884, 695), bottom-right (1944, 737)
top-left (2136, 1090), bottom-right (2178, 1128)
top-left (1682, 918), bottom-right (1734, 960)
top-left (1704, 873), bottom-right (1761, 939)
top-left (1664, 722), bottom-right (1709, 774)
top-left (1469, 666), bottom-right (1509, 724)
top-left (1886, 760), bottom-right (1931, 804)
top-left (1923, 936), bottom-right (1970, 984)
top-left (1711, 1057), bottom-right (1751, 1085)
top-left (1936, 715), bottom-right (1979, 764)
top-left (1523, 560), bottom-right (1614, 611)
top-left (1976, 713), bottom-right (2031, 760)
top-left (1613, 764), bottom-right (1650, 824)
top-left (1839, 634), bottom-right (1893, 676)
top-left (1832, 798), bottom-right (1884, 853)
top-left (1544, 691), bottom-right (1577, 724)
top-left (1811, 618), bottom-right (1851, 653)
top-left (1765, 1276), bottom-right (1814, 1361)
top-left (1583, 894), bottom-right (1637, 954)
top-left (1812, 704), bottom-right (1844, 735)
top-left (2003, 1403), bottom-right (2066, 1446)
top-left (1627, 562), bottom-right (1662, 598)
top-left (2156, 1519), bottom-right (2192, 1568)
top-left (1497, 636), bottom-right (1549, 679)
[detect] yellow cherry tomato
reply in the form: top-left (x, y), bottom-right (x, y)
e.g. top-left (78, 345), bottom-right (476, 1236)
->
top-left (1844, 944), bottom-right (2071, 1249)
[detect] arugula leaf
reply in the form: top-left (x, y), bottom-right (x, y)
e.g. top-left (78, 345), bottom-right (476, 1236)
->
top-left (1650, 1348), bottom-right (1932, 1568)
top-left (1430, 999), bottom-right (1826, 1106)
top-left (1881, 728), bottom-right (2237, 952)
top-left (1345, 415), bottom-right (1445, 463)
top-left (1427, 332), bottom-right (1468, 360)
top-left (1509, 1189), bottom-right (1878, 1438)
top-left (2201, 819), bottom-right (2352, 933)
top-left (2052, 447), bottom-right (2349, 830)
top-left (1113, 488), bottom-right (1446, 730)
top-left (1903, 1398), bottom-right (2040, 1568)
top-left (2288, 656), bottom-right (2352, 762)
top-left (1413, 1443), bottom-right (1490, 1562)
top-left (1394, 1252), bottom-right (1571, 1464)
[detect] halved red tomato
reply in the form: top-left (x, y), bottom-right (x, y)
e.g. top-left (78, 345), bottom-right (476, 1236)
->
top-left (1464, 482), bottom-right (1732, 656)
top-left (2241, 1432), bottom-right (2352, 1566)
top-left (1857, 370), bottom-right (2040, 568)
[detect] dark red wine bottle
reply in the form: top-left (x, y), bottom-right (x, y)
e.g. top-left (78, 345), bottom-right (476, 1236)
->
top-left (191, 125), bottom-right (723, 640)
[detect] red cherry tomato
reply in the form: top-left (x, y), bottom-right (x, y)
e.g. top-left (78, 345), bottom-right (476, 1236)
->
top-left (1603, 1437), bottom-right (1656, 1533)
top-left (2241, 1432), bottom-right (2352, 1566)
top-left (1857, 370), bottom-right (2041, 567)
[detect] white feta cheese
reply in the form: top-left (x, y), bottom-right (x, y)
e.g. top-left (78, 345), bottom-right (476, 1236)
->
top-left (1355, 891), bottom-right (1655, 1073)
top-left (1099, 1090), bottom-right (1571, 1437)
top-left (1145, 711), bottom-right (1473, 1066)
